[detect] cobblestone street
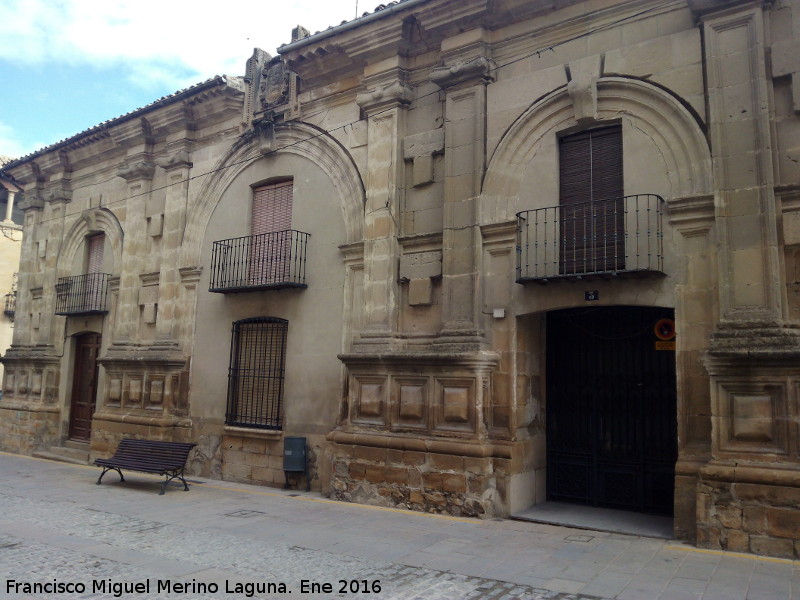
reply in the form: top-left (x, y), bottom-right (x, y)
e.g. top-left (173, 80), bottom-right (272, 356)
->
top-left (0, 453), bottom-right (797, 599)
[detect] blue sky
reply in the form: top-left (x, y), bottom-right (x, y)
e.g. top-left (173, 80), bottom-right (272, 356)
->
top-left (0, 0), bottom-right (364, 160)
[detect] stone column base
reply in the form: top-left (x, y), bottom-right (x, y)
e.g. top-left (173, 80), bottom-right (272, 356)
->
top-left (697, 462), bottom-right (800, 559)
top-left (328, 431), bottom-right (514, 518)
top-left (0, 403), bottom-right (60, 455)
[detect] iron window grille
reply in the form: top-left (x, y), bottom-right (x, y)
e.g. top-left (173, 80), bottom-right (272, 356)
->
top-left (515, 194), bottom-right (665, 283)
top-left (226, 317), bottom-right (288, 430)
top-left (54, 272), bottom-right (110, 315)
top-left (209, 230), bottom-right (309, 293)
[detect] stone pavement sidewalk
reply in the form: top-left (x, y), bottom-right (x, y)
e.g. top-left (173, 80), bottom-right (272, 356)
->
top-left (0, 451), bottom-right (797, 600)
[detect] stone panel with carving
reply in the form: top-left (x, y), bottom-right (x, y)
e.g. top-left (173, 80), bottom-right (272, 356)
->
top-left (351, 375), bottom-right (387, 425)
top-left (393, 377), bottom-right (428, 429)
top-left (434, 378), bottom-right (476, 434)
top-left (717, 382), bottom-right (788, 456)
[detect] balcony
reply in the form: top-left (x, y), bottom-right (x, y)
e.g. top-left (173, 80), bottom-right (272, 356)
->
top-left (3, 292), bottom-right (15, 318)
top-left (54, 272), bottom-right (110, 315)
top-left (516, 194), bottom-right (665, 283)
top-left (209, 229), bottom-right (310, 293)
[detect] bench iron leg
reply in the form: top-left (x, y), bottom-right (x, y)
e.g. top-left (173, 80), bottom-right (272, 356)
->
top-left (96, 467), bottom-right (124, 485)
top-left (159, 469), bottom-right (190, 495)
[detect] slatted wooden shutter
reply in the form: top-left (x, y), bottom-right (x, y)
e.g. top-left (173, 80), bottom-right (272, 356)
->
top-left (87, 234), bottom-right (105, 273)
top-left (84, 234), bottom-right (106, 311)
top-left (559, 126), bottom-right (624, 274)
top-left (250, 180), bottom-right (293, 284)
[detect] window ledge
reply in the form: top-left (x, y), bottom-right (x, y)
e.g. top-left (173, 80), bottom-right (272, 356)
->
top-left (223, 425), bottom-right (283, 439)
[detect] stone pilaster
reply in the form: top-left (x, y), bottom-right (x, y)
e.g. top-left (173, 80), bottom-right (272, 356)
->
top-left (431, 47), bottom-right (495, 350)
top-left (112, 158), bottom-right (154, 346)
top-left (703, 5), bottom-right (788, 339)
top-left (40, 172), bottom-right (72, 348)
top-left (668, 193), bottom-right (716, 541)
top-left (353, 66), bottom-right (412, 350)
top-left (10, 184), bottom-right (43, 348)
top-left (694, 2), bottom-right (800, 558)
top-left (154, 147), bottom-right (193, 348)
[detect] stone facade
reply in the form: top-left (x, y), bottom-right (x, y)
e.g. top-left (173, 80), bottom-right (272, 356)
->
top-left (1, 0), bottom-right (800, 558)
top-left (0, 168), bottom-right (23, 390)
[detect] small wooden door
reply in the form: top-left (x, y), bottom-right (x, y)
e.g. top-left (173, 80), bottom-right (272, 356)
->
top-left (69, 333), bottom-right (101, 441)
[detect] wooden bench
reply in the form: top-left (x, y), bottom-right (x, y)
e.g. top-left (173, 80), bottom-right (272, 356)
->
top-left (95, 439), bottom-right (196, 495)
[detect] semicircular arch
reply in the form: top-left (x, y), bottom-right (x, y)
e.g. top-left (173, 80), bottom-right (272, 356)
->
top-left (483, 77), bottom-right (712, 205)
top-left (57, 207), bottom-right (124, 276)
top-left (181, 121), bottom-right (365, 267)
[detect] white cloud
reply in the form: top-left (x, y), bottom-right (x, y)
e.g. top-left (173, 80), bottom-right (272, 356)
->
top-left (0, 0), bottom-right (360, 90)
top-left (0, 121), bottom-right (41, 161)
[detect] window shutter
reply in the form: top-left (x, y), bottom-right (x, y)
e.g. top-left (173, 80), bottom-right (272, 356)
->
top-left (559, 125), bottom-right (624, 273)
top-left (250, 180), bottom-right (294, 285)
top-left (87, 234), bottom-right (105, 274)
top-left (252, 180), bottom-right (293, 236)
top-left (588, 127), bottom-right (623, 203)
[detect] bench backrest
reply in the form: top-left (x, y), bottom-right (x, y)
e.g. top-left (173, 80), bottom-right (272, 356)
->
top-left (113, 439), bottom-right (196, 470)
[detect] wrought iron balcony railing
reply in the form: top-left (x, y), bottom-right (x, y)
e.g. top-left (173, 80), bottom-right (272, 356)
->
top-left (54, 272), bottom-right (110, 315)
top-left (516, 194), bottom-right (665, 283)
top-left (3, 292), bottom-right (15, 318)
top-left (209, 229), bottom-right (310, 293)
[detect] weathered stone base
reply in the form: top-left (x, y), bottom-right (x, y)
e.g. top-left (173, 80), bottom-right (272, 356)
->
top-left (674, 459), bottom-right (706, 542)
top-left (697, 465), bottom-right (800, 559)
top-left (219, 430), bottom-right (321, 491)
top-left (0, 404), bottom-right (59, 455)
top-left (329, 441), bottom-right (507, 518)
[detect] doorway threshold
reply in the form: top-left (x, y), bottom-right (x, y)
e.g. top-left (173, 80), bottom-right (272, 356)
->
top-left (511, 501), bottom-right (674, 539)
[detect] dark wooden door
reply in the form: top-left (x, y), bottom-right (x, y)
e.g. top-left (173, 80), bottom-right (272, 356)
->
top-left (546, 306), bottom-right (677, 515)
top-left (69, 333), bottom-right (101, 441)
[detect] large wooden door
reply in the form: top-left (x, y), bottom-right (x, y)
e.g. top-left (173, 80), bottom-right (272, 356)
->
top-left (546, 306), bottom-right (677, 515)
top-left (69, 333), bottom-right (101, 441)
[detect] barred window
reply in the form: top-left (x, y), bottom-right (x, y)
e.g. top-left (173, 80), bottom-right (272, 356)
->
top-left (226, 317), bottom-right (288, 430)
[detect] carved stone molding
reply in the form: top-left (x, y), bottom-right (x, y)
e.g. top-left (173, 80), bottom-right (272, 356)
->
top-left (98, 351), bottom-right (189, 416)
top-left (156, 149), bottom-right (193, 171)
top-left (705, 325), bottom-right (800, 361)
top-left (17, 193), bottom-right (44, 211)
top-left (117, 160), bottom-right (155, 182)
top-left (41, 179), bottom-right (72, 205)
top-left (179, 266), bottom-right (203, 287)
top-left (355, 81), bottom-right (414, 113)
top-left (255, 120), bottom-right (277, 155)
top-left (431, 56), bottom-right (495, 89)
top-left (338, 351), bottom-right (499, 438)
top-left (668, 194), bottom-right (716, 238)
top-left (566, 55), bottom-right (602, 123)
